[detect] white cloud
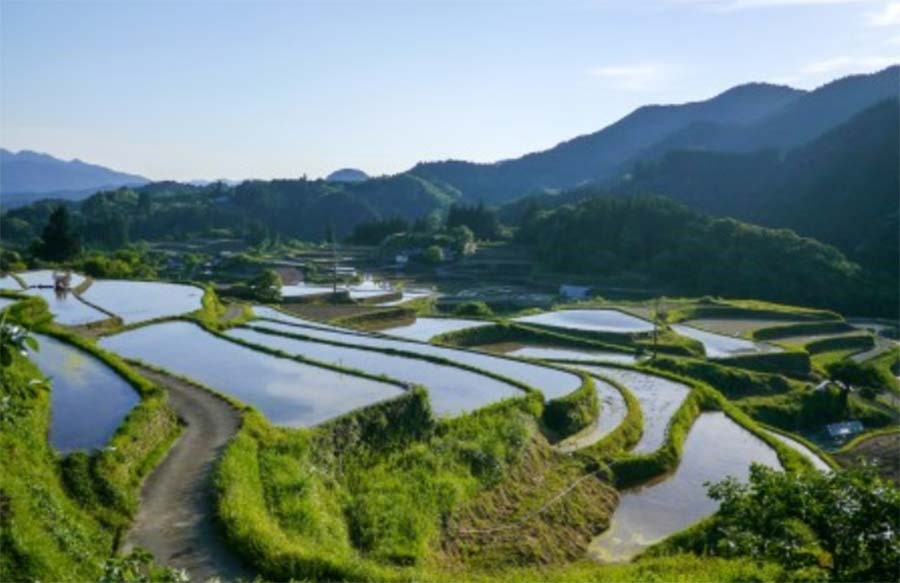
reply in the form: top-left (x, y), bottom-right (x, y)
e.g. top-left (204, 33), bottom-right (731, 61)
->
top-left (775, 54), bottom-right (899, 84)
top-left (866, 1), bottom-right (900, 25)
top-left (588, 63), bottom-right (678, 91)
top-left (803, 54), bottom-right (899, 74)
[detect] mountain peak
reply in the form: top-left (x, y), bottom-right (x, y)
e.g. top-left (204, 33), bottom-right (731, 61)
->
top-left (0, 149), bottom-right (149, 196)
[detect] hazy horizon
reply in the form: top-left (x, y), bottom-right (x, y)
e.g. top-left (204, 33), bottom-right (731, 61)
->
top-left (2, 0), bottom-right (898, 182)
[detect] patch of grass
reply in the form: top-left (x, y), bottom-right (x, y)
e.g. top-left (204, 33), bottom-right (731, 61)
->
top-left (752, 320), bottom-right (852, 341)
top-left (737, 386), bottom-right (894, 433)
top-left (0, 353), bottom-right (112, 582)
top-left (215, 394), bottom-right (554, 580)
top-left (713, 350), bottom-right (812, 377)
top-left (436, 321), bottom-right (636, 357)
top-left (3, 295), bottom-right (181, 566)
top-left (804, 333), bottom-right (874, 356)
top-left (483, 554), bottom-right (785, 582)
top-left (650, 356), bottom-right (804, 399)
top-left (543, 374), bottom-right (599, 437)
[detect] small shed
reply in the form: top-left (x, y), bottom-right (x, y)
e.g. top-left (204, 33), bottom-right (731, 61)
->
top-left (826, 420), bottom-right (864, 441)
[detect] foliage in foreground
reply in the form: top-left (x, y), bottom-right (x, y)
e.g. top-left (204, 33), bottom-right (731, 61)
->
top-left (0, 338), bottom-right (111, 581)
top-left (703, 464), bottom-right (899, 582)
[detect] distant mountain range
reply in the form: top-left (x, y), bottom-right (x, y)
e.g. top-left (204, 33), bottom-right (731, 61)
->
top-left (2, 66), bottom-right (896, 279)
top-left (1, 149), bottom-right (149, 208)
top-left (408, 66), bottom-right (898, 205)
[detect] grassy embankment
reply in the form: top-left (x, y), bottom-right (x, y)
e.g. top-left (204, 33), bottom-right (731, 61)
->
top-left (0, 295), bottom-right (180, 581)
top-left (212, 345), bottom-right (815, 582)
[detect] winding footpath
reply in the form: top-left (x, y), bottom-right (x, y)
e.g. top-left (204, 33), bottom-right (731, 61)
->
top-left (123, 365), bottom-right (254, 581)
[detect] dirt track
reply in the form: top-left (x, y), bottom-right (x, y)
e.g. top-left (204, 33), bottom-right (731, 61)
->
top-left (123, 365), bottom-right (254, 582)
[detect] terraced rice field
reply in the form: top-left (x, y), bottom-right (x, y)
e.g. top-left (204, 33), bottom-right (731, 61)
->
top-left (556, 376), bottom-right (628, 453)
top-left (99, 321), bottom-right (403, 426)
top-left (382, 317), bottom-right (490, 341)
top-left (589, 412), bottom-right (781, 562)
top-left (24, 288), bottom-right (109, 326)
top-left (375, 290), bottom-right (433, 306)
top-left (573, 365), bottom-right (690, 453)
top-left (229, 327), bottom-right (523, 416)
top-left (513, 309), bottom-right (654, 334)
top-left (764, 429), bottom-right (831, 472)
top-left (670, 324), bottom-right (778, 358)
top-left (30, 333), bottom-right (140, 451)
top-left (508, 346), bottom-right (638, 364)
top-left (81, 280), bottom-right (203, 324)
top-left (682, 318), bottom-right (806, 337)
top-left (0, 275), bottom-right (22, 290)
top-left (251, 320), bottom-right (583, 400)
top-left (252, 306), bottom-right (356, 333)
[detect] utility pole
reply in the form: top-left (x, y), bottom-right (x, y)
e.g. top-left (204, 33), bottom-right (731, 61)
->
top-left (328, 224), bottom-right (338, 296)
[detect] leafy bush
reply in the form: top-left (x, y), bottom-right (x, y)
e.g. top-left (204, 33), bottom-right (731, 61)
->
top-left (542, 375), bottom-right (598, 437)
top-left (453, 301), bottom-right (493, 318)
top-left (706, 464), bottom-right (899, 582)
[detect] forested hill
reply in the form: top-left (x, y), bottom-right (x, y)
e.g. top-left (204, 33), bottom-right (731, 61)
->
top-left (517, 195), bottom-right (897, 317)
top-left (612, 98), bottom-right (900, 275)
top-left (406, 66), bottom-right (897, 205)
top-left (0, 173), bottom-right (459, 248)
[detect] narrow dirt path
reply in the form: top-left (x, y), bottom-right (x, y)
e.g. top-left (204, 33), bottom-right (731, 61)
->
top-left (123, 365), bottom-right (254, 582)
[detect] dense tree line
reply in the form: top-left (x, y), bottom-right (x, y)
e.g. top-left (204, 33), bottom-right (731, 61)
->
top-left (518, 194), bottom-right (896, 316)
top-left (446, 202), bottom-right (503, 240)
top-left (0, 174), bottom-right (459, 252)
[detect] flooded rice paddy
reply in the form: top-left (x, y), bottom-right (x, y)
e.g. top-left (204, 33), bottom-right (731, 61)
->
top-left (382, 317), bottom-right (490, 341)
top-left (81, 280), bottom-right (203, 324)
top-left (513, 309), bottom-right (654, 334)
top-left (508, 346), bottom-right (638, 364)
top-left (574, 365), bottom-right (690, 453)
top-left (589, 412), bottom-right (781, 562)
top-left (24, 288), bottom-right (109, 326)
top-left (252, 320), bottom-right (583, 400)
top-left (556, 376), bottom-right (628, 453)
top-left (31, 334), bottom-right (139, 452)
top-left (0, 275), bottom-right (22, 290)
top-left (229, 327), bottom-right (522, 416)
top-left (671, 324), bottom-right (778, 358)
top-left (764, 429), bottom-right (831, 471)
top-left (100, 321), bottom-right (402, 427)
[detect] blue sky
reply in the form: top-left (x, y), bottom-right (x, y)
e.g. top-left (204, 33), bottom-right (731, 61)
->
top-left (1, 0), bottom-right (898, 181)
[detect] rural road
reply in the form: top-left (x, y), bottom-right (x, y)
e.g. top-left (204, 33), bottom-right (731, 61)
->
top-left (123, 365), bottom-right (254, 582)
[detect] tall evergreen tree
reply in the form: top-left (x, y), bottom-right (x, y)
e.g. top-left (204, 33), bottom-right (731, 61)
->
top-left (37, 206), bottom-right (80, 262)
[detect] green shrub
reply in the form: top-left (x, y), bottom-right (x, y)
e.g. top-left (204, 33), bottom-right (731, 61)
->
top-left (542, 374), bottom-right (598, 437)
top-left (453, 301), bottom-right (493, 318)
